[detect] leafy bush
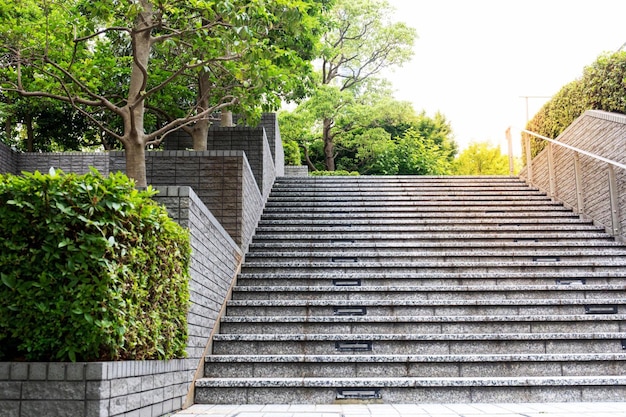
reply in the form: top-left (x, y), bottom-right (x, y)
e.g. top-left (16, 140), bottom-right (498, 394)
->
top-left (0, 168), bottom-right (190, 362)
top-left (524, 51), bottom-right (626, 160)
top-left (310, 170), bottom-right (360, 176)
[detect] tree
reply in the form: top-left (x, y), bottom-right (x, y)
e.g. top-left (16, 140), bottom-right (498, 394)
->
top-left (280, 83), bottom-right (458, 175)
top-left (453, 141), bottom-right (512, 175)
top-left (317, 0), bottom-right (416, 170)
top-left (0, 0), bottom-right (328, 186)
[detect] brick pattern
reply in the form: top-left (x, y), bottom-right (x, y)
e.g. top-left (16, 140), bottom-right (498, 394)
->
top-left (132, 150), bottom-right (261, 249)
top-left (17, 152), bottom-right (109, 176)
top-left (521, 110), bottom-right (626, 241)
top-left (283, 166), bottom-right (309, 177)
top-left (0, 141), bottom-right (17, 174)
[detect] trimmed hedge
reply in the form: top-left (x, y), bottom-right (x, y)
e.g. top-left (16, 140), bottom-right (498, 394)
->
top-left (310, 170), bottom-right (360, 176)
top-left (0, 168), bottom-right (190, 361)
top-left (524, 51), bottom-right (626, 160)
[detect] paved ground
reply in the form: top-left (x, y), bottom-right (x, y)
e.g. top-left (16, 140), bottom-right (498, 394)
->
top-left (173, 402), bottom-right (626, 417)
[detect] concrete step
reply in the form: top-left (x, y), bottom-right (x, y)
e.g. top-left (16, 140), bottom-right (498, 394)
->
top-left (218, 314), bottom-right (626, 335)
top-left (211, 332), bottom-right (626, 355)
top-left (248, 241), bottom-right (624, 250)
top-left (194, 375), bottom-right (626, 404)
top-left (238, 260), bottom-right (626, 276)
top-left (242, 249), bottom-right (626, 263)
top-left (254, 224), bottom-right (604, 233)
top-left (203, 353), bottom-right (626, 378)
top-left (225, 298), bottom-right (626, 317)
top-left (230, 284), bottom-right (626, 301)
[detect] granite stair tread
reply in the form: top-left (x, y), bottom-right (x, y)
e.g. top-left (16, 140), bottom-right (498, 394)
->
top-left (196, 176), bottom-right (626, 404)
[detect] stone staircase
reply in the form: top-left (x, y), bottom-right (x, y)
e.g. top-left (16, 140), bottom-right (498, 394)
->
top-left (195, 176), bottom-right (626, 404)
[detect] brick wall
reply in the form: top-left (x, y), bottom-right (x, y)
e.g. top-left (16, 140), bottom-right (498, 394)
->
top-left (0, 187), bottom-right (243, 417)
top-left (17, 152), bottom-right (109, 175)
top-left (0, 141), bottom-right (17, 174)
top-left (164, 113), bottom-right (283, 195)
top-left (110, 150), bottom-right (263, 252)
top-left (284, 165), bottom-right (309, 177)
top-left (520, 110), bottom-right (626, 241)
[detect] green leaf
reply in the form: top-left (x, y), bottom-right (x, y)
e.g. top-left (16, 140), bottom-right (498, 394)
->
top-left (1, 273), bottom-right (16, 290)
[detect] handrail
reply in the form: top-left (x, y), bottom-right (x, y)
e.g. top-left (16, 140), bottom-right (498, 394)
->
top-left (519, 128), bottom-right (626, 171)
top-left (511, 125), bottom-right (624, 240)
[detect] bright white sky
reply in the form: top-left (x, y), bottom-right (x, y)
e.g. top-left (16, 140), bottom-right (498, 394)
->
top-left (384, 0), bottom-right (626, 154)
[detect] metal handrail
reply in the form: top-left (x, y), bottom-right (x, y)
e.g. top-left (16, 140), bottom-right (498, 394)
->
top-left (511, 126), bottom-right (624, 239)
top-left (520, 128), bottom-right (626, 171)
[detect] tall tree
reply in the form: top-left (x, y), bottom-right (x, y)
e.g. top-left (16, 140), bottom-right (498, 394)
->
top-left (317, 0), bottom-right (416, 170)
top-left (0, 0), bottom-right (328, 186)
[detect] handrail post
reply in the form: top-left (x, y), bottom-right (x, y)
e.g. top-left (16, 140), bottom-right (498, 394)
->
top-left (506, 127), bottom-right (514, 176)
top-left (608, 164), bottom-right (622, 236)
top-left (573, 153), bottom-right (585, 215)
top-left (547, 143), bottom-right (556, 198)
top-left (524, 133), bottom-right (533, 183)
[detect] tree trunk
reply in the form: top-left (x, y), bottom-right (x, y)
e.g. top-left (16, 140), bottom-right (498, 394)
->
top-left (124, 139), bottom-right (147, 187)
top-left (322, 117), bottom-right (335, 171)
top-left (121, 0), bottom-right (153, 187)
top-left (190, 71), bottom-right (211, 150)
top-left (190, 123), bottom-right (208, 151)
top-left (24, 113), bottom-right (34, 152)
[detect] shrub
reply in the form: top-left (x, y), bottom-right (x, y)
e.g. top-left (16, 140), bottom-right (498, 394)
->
top-left (310, 170), bottom-right (360, 176)
top-left (0, 168), bottom-right (190, 362)
top-left (524, 51), bottom-right (626, 160)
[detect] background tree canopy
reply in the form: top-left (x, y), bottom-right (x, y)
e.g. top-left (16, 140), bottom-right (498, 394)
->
top-left (524, 50), bottom-right (626, 159)
top-left (0, 0), bottom-right (331, 186)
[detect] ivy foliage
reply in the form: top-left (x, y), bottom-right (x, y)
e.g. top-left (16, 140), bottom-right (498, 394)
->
top-left (524, 51), bottom-right (626, 159)
top-left (0, 168), bottom-right (190, 362)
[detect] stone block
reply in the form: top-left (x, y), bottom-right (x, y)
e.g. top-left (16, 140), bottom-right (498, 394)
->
top-left (10, 363), bottom-right (28, 380)
top-left (28, 362), bottom-right (47, 380)
top-left (0, 401), bottom-right (19, 417)
top-left (0, 382), bottom-right (21, 400)
top-left (21, 400), bottom-right (84, 417)
top-left (22, 381), bottom-right (85, 400)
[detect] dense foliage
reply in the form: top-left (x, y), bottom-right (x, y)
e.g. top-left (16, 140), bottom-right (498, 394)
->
top-left (0, 169), bottom-right (190, 362)
top-left (524, 51), bottom-right (626, 159)
top-left (453, 141), bottom-right (517, 175)
top-left (280, 87), bottom-right (458, 175)
top-left (0, 0), bottom-right (331, 185)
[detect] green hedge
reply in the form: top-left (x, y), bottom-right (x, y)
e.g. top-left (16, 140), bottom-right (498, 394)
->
top-left (0, 168), bottom-right (190, 362)
top-left (310, 170), bottom-right (360, 176)
top-left (524, 51), bottom-right (626, 160)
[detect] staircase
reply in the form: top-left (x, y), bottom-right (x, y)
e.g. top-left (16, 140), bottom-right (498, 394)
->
top-left (195, 176), bottom-right (626, 404)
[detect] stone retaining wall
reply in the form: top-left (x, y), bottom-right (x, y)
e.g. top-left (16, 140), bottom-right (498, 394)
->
top-left (520, 110), bottom-right (626, 241)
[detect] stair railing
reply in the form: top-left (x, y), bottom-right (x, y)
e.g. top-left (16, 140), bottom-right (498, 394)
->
top-left (507, 127), bottom-right (626, 241)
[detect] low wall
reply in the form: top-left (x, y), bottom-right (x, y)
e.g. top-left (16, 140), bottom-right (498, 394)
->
top-left (0, 186), bottom-right (243, 417)
top-left (109, 150), bottom-right (264, 253)
top-left (284, 165), bottom-right (309, 177)
top-left (17, 151), bottom-right (109, 176)
top-left (520, 110), bottom-right (626, 241)
top-left (0, 141), bottom-right (17, 174)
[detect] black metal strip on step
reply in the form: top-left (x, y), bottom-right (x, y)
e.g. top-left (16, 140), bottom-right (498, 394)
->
top-left (333, 306), bottom-right (367, 316)
top-left (333, 279), bottom-right (361, 286)
top-left (336, 388), bottom-right (381, 400)
top-left (533, 257), bottom-right (561, 262)
top-left (556, 278), bottom-right (586, 285)
top-left (514, 238), bottom-right (539, 242)
top-left (335, 341), bottom-right (373, 351)
top-left (332, 257), bottom-right (358, 263)
top-left (585, 305), bottom-right (618, 314)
